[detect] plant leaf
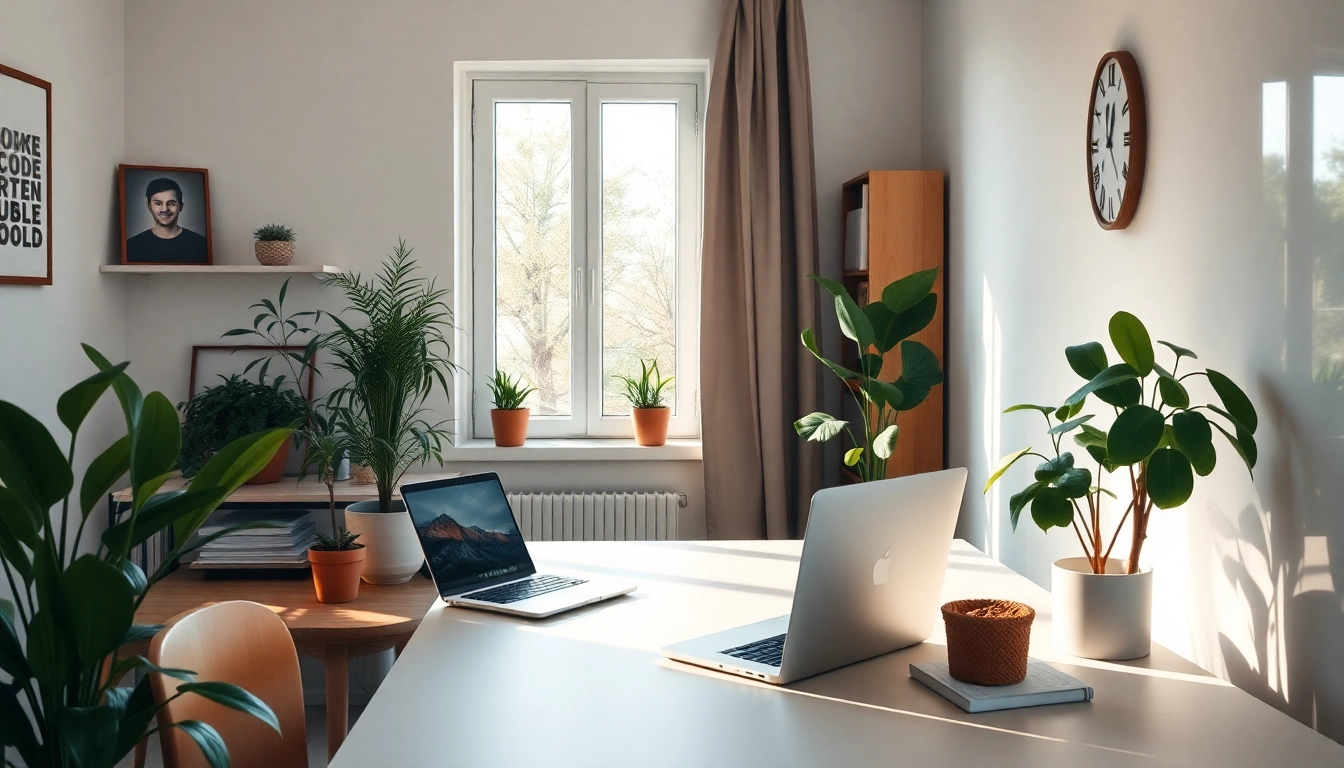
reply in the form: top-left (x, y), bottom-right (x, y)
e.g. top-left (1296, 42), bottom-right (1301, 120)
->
top-left (1062, 364), bottom-right (1140, 408)
top-left (114, 675), bottom-right (159, 758)
top-left (1048, 414), bottom-right (1093, 436)
top-left (1056, 467), bottom-right (1093, 499)
top-left (892, 340), bottom-right (943, 411)
top-left (58, 555), bottom-right (136, 665)
top-left (57, 361), bottom-right (129, 436)
top-left (85, 343), bottom-right (144, 434)
top-left (0, 682), bottom-right (41, 768)
top-left (1094, 378), bottom-right (1143, 408)
top-left (1034, 452), bottom-right (1075, 482)
top-left (130, 392), bottom-right (182, 496)
top-left (123, 623), bottom-right (164, 645)
top-left (881, 267), bottom-right (939, 314)
top-left (811, 275), bottom-right (873, 350)
top-left (0, 485), bottom-right (40, 549)
top-left (886, 294), bottom-right (938, 347)
top-left (1158, 373), bottom-right (1190, 409)
top-left (1004, 403), bottom-right (1057, 415)
top-left (80, 434), bottom-right (130, 519)
top-left (858, 352), bottom-right (883, 379)
top-left (26, 608), bottom-right (74, 688)
top-left (801, 328), bottom-right (859, 381)
top-left (873, 425), bottom-right (899, 460)
top-left (1147, 448), bottom-right (1194, 509)
top-left (844, 447), bottom-right (864, 467)
top-left (1158, 340), bottom-right (1197, 360)
top-left (0, 595), bottom-right (31, 681)
top-left (1172, 411), bottom-right (1216, 476)
top-left (1107, 405), bottom-right (1166, 465)
top-left (794, 412), bottom-right (847, 442)
top-left (0, 399), bottom-right (74, 515)
top-left (181, 428), bottom-right (293, 542)
top-left (984, 447), bottom-right (1032, 493)
top-left (1031, 486), bottom-right (1074, 531)
top-left (1211, 421), bottom-right (1257, 476)
top-left (1009, 481), bottom-right (1047, 531)
top-left (863, 302), bottom-right (900, 354)
top-left (169, 720), bottom-right (230, 768)
top-left (1109, 311), bottom-right (1155, 377)
top-left (58, 705), bottom-right (119, 768)
top-left (1206, 369), bottom-right (1258, 433)
top-left (862, 378), bottom-right (904, 410)
top-left (1065, 342), bottom-right (1108, 380)
top-left (178, 681), bottom-right (282, 733)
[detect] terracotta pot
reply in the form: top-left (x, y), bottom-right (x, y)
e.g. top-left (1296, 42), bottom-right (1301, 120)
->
top-left (254, 240), bottom-right (295, 266)
top-left (247, 440), bottom-right (291, 485)
top-left (632, 407), bottom-right (670, 446)
top-left (941, 599), bottom-right (1035, 685)
top-left (490, 408), bottom-right (531, 447)
top-left (1052, 557), bottom-right (1152, 660)
top-left (344, 500), bottom-right (423, 584)
top-left (309, 546), bottom-right (365, 603)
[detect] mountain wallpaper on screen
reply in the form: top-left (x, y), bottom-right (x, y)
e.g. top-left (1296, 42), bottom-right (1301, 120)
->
top-left (416, 511), bottom-right (527, 585)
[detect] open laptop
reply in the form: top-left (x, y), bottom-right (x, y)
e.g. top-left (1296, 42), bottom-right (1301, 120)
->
top-left (401, 473), bottom-right (636, 619)
top-left (661, 467), bottom-right (967, 684)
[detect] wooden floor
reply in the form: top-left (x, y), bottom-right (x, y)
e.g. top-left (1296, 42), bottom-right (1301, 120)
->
top-left (115, 706), bottom-right (364, 768)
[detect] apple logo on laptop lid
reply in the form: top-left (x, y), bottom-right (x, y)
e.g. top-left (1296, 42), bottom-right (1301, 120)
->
top-left (872, 548), bottom-right (892, 586)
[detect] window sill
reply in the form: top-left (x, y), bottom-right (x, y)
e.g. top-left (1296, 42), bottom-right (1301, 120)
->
top-left (441, 438), bottom-right (703, 462)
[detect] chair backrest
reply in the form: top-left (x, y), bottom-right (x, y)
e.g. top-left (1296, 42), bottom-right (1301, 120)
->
top-left (150, 600), bottom-right (308, 768)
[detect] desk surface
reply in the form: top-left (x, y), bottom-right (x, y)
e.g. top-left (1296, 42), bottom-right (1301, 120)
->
top-left (109, 471), bottom-right (460, 505)
top-left (331, 540), bottom-right (1344, 767)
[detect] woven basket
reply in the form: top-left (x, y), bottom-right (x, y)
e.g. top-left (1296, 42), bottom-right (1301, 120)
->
top-left (254, 240), bottom-right (295, 266)
top-left (941, 599), bottom-right (1035, 686)
top-left (349, 463), bottom-right (376, 486)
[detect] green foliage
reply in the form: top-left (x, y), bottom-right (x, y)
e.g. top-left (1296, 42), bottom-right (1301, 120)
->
top-left (320, 241), bottom-right (456, 512)
top-left (615, 359), bottom-right (674, 410)
top-left (795, 268), bottom-right (944, 482)
top-left (252, 223), bottom-right (296, 242)
top-left (488, 370), bottom-right (537, 411)
top-left (984, 312), bottom-right (1259, 575)
top-left (177, 375), bottom-right (305, 477)
top-left (300, 410), bottom-right (362, 552)
top-left (0, 345), bottom-right (286, 768)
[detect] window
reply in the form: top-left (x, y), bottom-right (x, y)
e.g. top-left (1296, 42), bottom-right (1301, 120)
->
top-left (470, 75), bottom-right (701, 439)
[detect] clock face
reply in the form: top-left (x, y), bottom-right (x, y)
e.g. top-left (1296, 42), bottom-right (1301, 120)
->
top-left (1089, 57), bottom-right (1132, 225)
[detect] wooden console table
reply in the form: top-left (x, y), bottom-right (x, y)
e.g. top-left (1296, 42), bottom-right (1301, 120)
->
top-left (108, 471), bottom-right (461, 510)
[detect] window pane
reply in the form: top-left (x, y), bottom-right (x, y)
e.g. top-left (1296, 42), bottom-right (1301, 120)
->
top-left (1314, 77), bottom-right (1344, 381)
top-left (494, 102), bottom-right (572, 416)
top-left (600, 102), bottom-right (678, 415)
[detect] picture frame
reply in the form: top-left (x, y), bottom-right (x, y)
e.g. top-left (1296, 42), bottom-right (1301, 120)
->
top-left (189, 345), bottom-right (316, 402)
top-left (0, 63), bottom-right (53, 285)
top-left (118, 164), bottom-right (213, 265)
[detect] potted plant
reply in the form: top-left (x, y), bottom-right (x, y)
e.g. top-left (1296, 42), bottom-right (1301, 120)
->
top-left (303, 413), bottom-right (364, 603)
top-left (321, 240), bottom-right (454, 584)
top-left (178, 374), bottom-right (306, 484)
top-left (253, 222), bottom-right (296, 266)
top-left (984, 311), bottom-right (1259, 660)
top-left (0, 344), bottom-right (291, 768)
top-left (616, 359), bottom-right (674, 446)
top-left (488, 369), bottom-right (536, 447)
top-left (794, 268), bottom-right (944, 481)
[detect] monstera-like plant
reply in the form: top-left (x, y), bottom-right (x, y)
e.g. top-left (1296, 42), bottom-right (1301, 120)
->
top-left (0, 345), bottom-right (290, 768)
top-left (794, 268), bottom-right (944, 482)
top-left (984, 311), bottom-right (1259, 575)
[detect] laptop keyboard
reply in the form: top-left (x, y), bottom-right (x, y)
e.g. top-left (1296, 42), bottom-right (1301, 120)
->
top-left (461, 575), bottom-right (588, 604)
top-left (721, 633), bottom-right (786, 667)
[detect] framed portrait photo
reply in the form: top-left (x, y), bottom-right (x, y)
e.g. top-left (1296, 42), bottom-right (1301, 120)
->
top-left (118, 164), bottom-right (213, 265)
top-left (0, 63), bottom-right (52, 285)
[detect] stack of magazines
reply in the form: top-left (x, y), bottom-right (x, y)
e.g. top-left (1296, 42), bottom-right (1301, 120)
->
top-left (191, 509), bottom-right (316, 569)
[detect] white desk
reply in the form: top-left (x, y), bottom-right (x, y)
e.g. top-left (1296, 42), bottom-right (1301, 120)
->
top-left (331, 540), bottom-right (1344, 767)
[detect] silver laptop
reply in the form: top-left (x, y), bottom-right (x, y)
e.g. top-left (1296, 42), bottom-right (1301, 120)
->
top-left (661, 468), bottom-right (967, 684)
top-left (401, 472), bottom-right (636, 619)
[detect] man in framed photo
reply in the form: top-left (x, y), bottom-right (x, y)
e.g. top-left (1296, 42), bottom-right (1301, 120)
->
top-left (125, 177), bottom-right (209, 263)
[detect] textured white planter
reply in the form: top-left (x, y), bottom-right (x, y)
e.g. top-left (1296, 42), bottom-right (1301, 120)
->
top-left (1052, 557), bottom-right (1152, 660)
top-left (344, 500), bottom-right (423, 585)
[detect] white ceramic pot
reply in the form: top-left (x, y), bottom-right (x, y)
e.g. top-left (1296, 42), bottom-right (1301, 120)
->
top-left (344, 500), bottom-right (423, 585)
top-left (1052, 557), bottom-right (1152, 660)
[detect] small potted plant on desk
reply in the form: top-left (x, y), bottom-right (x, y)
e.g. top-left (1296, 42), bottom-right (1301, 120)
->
top-left (985, 311), bottom-right (1259, 660)
top-left (254, 222), bottom-right (297, 266)
top-left (488, 369), bottom-right (536, 447)
top-left (178, 374), bottom-right (306, 484)
top-left (304, 413), bottom-right (365, 602)
top-left (617, 359), bottom-right (674, 447)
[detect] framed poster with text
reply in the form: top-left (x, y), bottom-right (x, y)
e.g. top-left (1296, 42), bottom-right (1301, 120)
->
top-left (0, 63), bottom-right (52, 285)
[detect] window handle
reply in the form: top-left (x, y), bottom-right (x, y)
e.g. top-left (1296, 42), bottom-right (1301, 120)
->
top-left (575, 268), bottom-right (583, 308)
top-left (590, 268), bottom-right (597, 308)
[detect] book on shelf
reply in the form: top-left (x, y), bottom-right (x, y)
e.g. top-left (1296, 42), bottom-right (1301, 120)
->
top-left (910, 659), bottom-right (1094, 713)
top-left (191, 509), bottom-right (316, 568)
top-left (856, 280), bottom-right (869, 306)
top-left (844, 183), bottom-right (869, 272)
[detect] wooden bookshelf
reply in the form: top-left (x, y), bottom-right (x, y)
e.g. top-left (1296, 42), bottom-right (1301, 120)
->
top-left (839, 170), bottom-right (945, 479)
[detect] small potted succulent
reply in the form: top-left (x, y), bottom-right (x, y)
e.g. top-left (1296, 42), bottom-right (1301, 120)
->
top-left (303, 416), bottom-right (365, 603)
top-left (488, 369), bottom-right (536, 447)
top-left (985, 311), bottom-right (1258, 660)
top-left (254, 222), bottom-right (296, 266)
top-left (178, 374), bottom-right (306, 484)
top-left (616, 359), bottom-right (674, 447)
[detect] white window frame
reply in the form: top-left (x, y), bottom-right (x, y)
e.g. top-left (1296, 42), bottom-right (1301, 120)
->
top-left (453, 62), bottom-right (706, 443)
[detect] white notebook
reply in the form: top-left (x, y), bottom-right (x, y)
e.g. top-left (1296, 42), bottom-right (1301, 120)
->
top-left (910, 659), bottom-right (1094, 713)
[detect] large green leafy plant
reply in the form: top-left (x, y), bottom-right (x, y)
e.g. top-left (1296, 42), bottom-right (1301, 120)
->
top-left (984, 311), bottom-right (1259, 575)
top-left (0, 345), bottom-right (290, 768)
top-left (794, 268), bottom-right (944, 482)
top-left (177, 375), bottom-right (305, 477)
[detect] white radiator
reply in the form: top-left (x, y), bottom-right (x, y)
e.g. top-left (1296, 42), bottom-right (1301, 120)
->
top-left (505, 492), bottom-right (682, 541)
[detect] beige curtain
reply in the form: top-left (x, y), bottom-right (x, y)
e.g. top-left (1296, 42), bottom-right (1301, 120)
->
top-left (701, 0), bottom-right (821, 539)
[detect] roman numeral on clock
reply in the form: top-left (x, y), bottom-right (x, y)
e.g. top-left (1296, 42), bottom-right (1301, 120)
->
top-left (1122, 100), bottom-right (1129, 116)
top-left (1122, 162), bottom-right (1129, 181)
top-left (1093, 167), bottom-right (1101, 188)
top-left (1124, 131), bottom-right (1131, 146)
top-left (1091, 139), bottom-right (1099, 154)
top-left (1108, 197), bottom-right (1114, 220)
top-left (1109, 62), bottom-right (1116, 87)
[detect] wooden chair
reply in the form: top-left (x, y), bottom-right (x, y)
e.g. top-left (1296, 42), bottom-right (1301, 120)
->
top-left (148, 600), bottom-right (309, 768)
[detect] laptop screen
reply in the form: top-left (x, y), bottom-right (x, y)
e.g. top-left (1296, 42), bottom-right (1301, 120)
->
top-left (402, 473), bottom-right (536, 596)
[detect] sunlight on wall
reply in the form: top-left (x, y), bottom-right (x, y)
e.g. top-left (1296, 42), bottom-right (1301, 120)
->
top-left (981, 277), bottom-right (1003, 560)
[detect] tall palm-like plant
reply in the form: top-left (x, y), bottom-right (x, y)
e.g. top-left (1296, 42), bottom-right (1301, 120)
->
top-left (320, 241), bottom-right (454, 512)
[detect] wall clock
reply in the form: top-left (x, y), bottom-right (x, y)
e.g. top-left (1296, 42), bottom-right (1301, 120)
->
top-left (1087, 51), bottom-right (1146, 230)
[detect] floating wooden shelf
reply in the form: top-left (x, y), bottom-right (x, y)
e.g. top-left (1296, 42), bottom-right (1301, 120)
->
top-left (100, 264), bottom-right (345, 276)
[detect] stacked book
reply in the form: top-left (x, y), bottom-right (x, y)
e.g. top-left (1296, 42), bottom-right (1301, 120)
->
top-left (192, 509), bottom-right (316, 569)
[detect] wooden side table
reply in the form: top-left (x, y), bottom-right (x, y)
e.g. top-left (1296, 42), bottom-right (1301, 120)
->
top-left (124, 568), bottom-right (439, 758)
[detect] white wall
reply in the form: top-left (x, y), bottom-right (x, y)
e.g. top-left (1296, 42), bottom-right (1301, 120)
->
top-left (924, 0), bottom-right (1344, 741)
top-left (118, 0), bottom-right (925, 532)
top-left (0, 0), bottom-right (127, 535)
